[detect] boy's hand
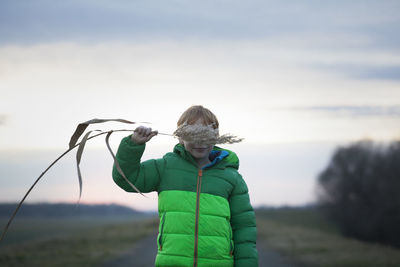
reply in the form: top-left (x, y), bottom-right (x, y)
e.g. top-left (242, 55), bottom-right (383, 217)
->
top-left (131, 126), bottom-right (158, 145)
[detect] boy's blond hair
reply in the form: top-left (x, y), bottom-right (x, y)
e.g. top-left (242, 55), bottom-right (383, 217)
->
top-left (177, 105), bottom-right (219, 129)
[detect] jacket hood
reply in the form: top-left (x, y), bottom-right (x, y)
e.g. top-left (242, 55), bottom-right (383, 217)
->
top-left (173, 143), bottom-right (239, 170)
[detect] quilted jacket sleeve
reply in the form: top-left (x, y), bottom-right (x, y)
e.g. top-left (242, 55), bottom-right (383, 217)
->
top-left (229, 174), bottom-right (258, 267)
top-left (112, 135), bottom-right (164, 193)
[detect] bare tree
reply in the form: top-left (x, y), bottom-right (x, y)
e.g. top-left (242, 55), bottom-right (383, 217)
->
top-left (317, 140), bottom-right (400, 247)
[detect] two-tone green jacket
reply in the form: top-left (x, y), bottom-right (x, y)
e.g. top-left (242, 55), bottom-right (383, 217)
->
top-left (112, 136), bottom-right (258, 267)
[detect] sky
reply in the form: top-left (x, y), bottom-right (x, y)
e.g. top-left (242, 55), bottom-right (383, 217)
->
top-left (0, 0), bottom-right (399, 211)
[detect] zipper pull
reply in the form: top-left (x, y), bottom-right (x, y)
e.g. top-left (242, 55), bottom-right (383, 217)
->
top-left (198, 169), bottom-right (203, 176)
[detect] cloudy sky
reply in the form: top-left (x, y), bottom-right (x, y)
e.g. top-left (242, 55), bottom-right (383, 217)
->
top-left (0, 0), bottom-right (399, 211)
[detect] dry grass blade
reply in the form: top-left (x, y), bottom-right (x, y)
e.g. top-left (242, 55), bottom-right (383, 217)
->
top-left (76, 130), bottom-right (101, 203)
top-left (69, 118), bottom-right (138, 149)
top-left (105, 131), bottom-right (146, 197)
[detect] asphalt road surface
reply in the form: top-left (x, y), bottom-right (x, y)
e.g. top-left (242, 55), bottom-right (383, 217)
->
top-left (101, 234), bottom-right (297, 267)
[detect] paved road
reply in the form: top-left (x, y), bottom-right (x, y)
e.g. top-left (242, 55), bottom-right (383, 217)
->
top-left (101, 234), bottom-right (297, 267)
top-left (101, 234), bottom-right (158, 267)
top-left (257, 239), bottom-right (297, 267)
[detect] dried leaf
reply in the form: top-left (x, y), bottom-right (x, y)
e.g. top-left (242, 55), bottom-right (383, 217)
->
top-left (69, 118), bottom-right (138, 149)
top-left (105, 131), bottom-right (145, 196)
top-left (76, 130), bottom-right (101, 203)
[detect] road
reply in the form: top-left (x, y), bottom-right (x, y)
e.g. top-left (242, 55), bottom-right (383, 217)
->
top-left (101, 234), bottom-right (297, 267)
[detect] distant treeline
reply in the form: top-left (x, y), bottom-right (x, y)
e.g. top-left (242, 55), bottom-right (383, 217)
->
top-left (317, 140), bottom-right (400, 248)
top-left (0, 203), bottom-right (144, 218)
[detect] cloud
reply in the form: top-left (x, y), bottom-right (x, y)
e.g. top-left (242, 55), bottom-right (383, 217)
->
top-left (357, 66), bottom-right (400, 80)
top-left (289, 105), bottom-right (400, 118)
top-left (309, 63), bottom-right (400, 81)
top-left (0, 0), bottom-right (399, 49)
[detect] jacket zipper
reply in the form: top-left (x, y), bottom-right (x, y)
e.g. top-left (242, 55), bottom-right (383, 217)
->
top-left (193, 168), bottom-right (203, 267)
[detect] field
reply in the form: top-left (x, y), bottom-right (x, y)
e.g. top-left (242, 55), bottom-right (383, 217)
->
top-left (2, 207), bottom-right (400, 266)
top-left (0, 216), bottom-right (158, 267)
top-left (256, 207), bottom-right (400, 267)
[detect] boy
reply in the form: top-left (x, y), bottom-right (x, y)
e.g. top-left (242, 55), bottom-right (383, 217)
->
top-left (112, 105), bottom-right (258, 267)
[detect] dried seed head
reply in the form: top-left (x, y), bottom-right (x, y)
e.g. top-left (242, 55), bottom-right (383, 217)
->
top-left (217, 133), bottom-right (244, 144)
top-left (173, 123), bottom-right (243, 145)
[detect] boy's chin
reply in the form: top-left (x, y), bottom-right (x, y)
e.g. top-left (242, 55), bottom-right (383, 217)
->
top-left (191, 148), bottom-right (210, 158)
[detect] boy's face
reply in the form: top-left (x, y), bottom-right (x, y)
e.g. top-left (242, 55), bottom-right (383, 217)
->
top-left (183, 140), bottom-right (214, 161)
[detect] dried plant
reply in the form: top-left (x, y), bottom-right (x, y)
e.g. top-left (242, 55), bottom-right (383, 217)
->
top-left (0, 118), bottom-right (242, 242)
top-left (0, 118), bottom-right (148, 242)
top-left (173, 123), bottom-right (243, 145)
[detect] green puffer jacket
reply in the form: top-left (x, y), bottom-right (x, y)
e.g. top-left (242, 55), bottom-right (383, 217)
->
top-left (112, 136), bottom-right (258, 267)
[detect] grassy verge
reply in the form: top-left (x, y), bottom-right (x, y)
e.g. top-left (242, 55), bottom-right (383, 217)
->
top-left (0, 217), bottom-right (158, 267)
top-left (0, 215), bottom-right (154, 246)
top-left (256, 208), bottom-right (400, 267)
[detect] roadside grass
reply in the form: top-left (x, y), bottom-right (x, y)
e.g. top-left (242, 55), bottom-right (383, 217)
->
top-left (0, 217), bottom-right (158, 267)
top-left (256, 207), bottom-right (400, 267)
top-left (255, 207), bottom-right (339, 234)
top-left (0, 215), bottom-right (154, 246)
